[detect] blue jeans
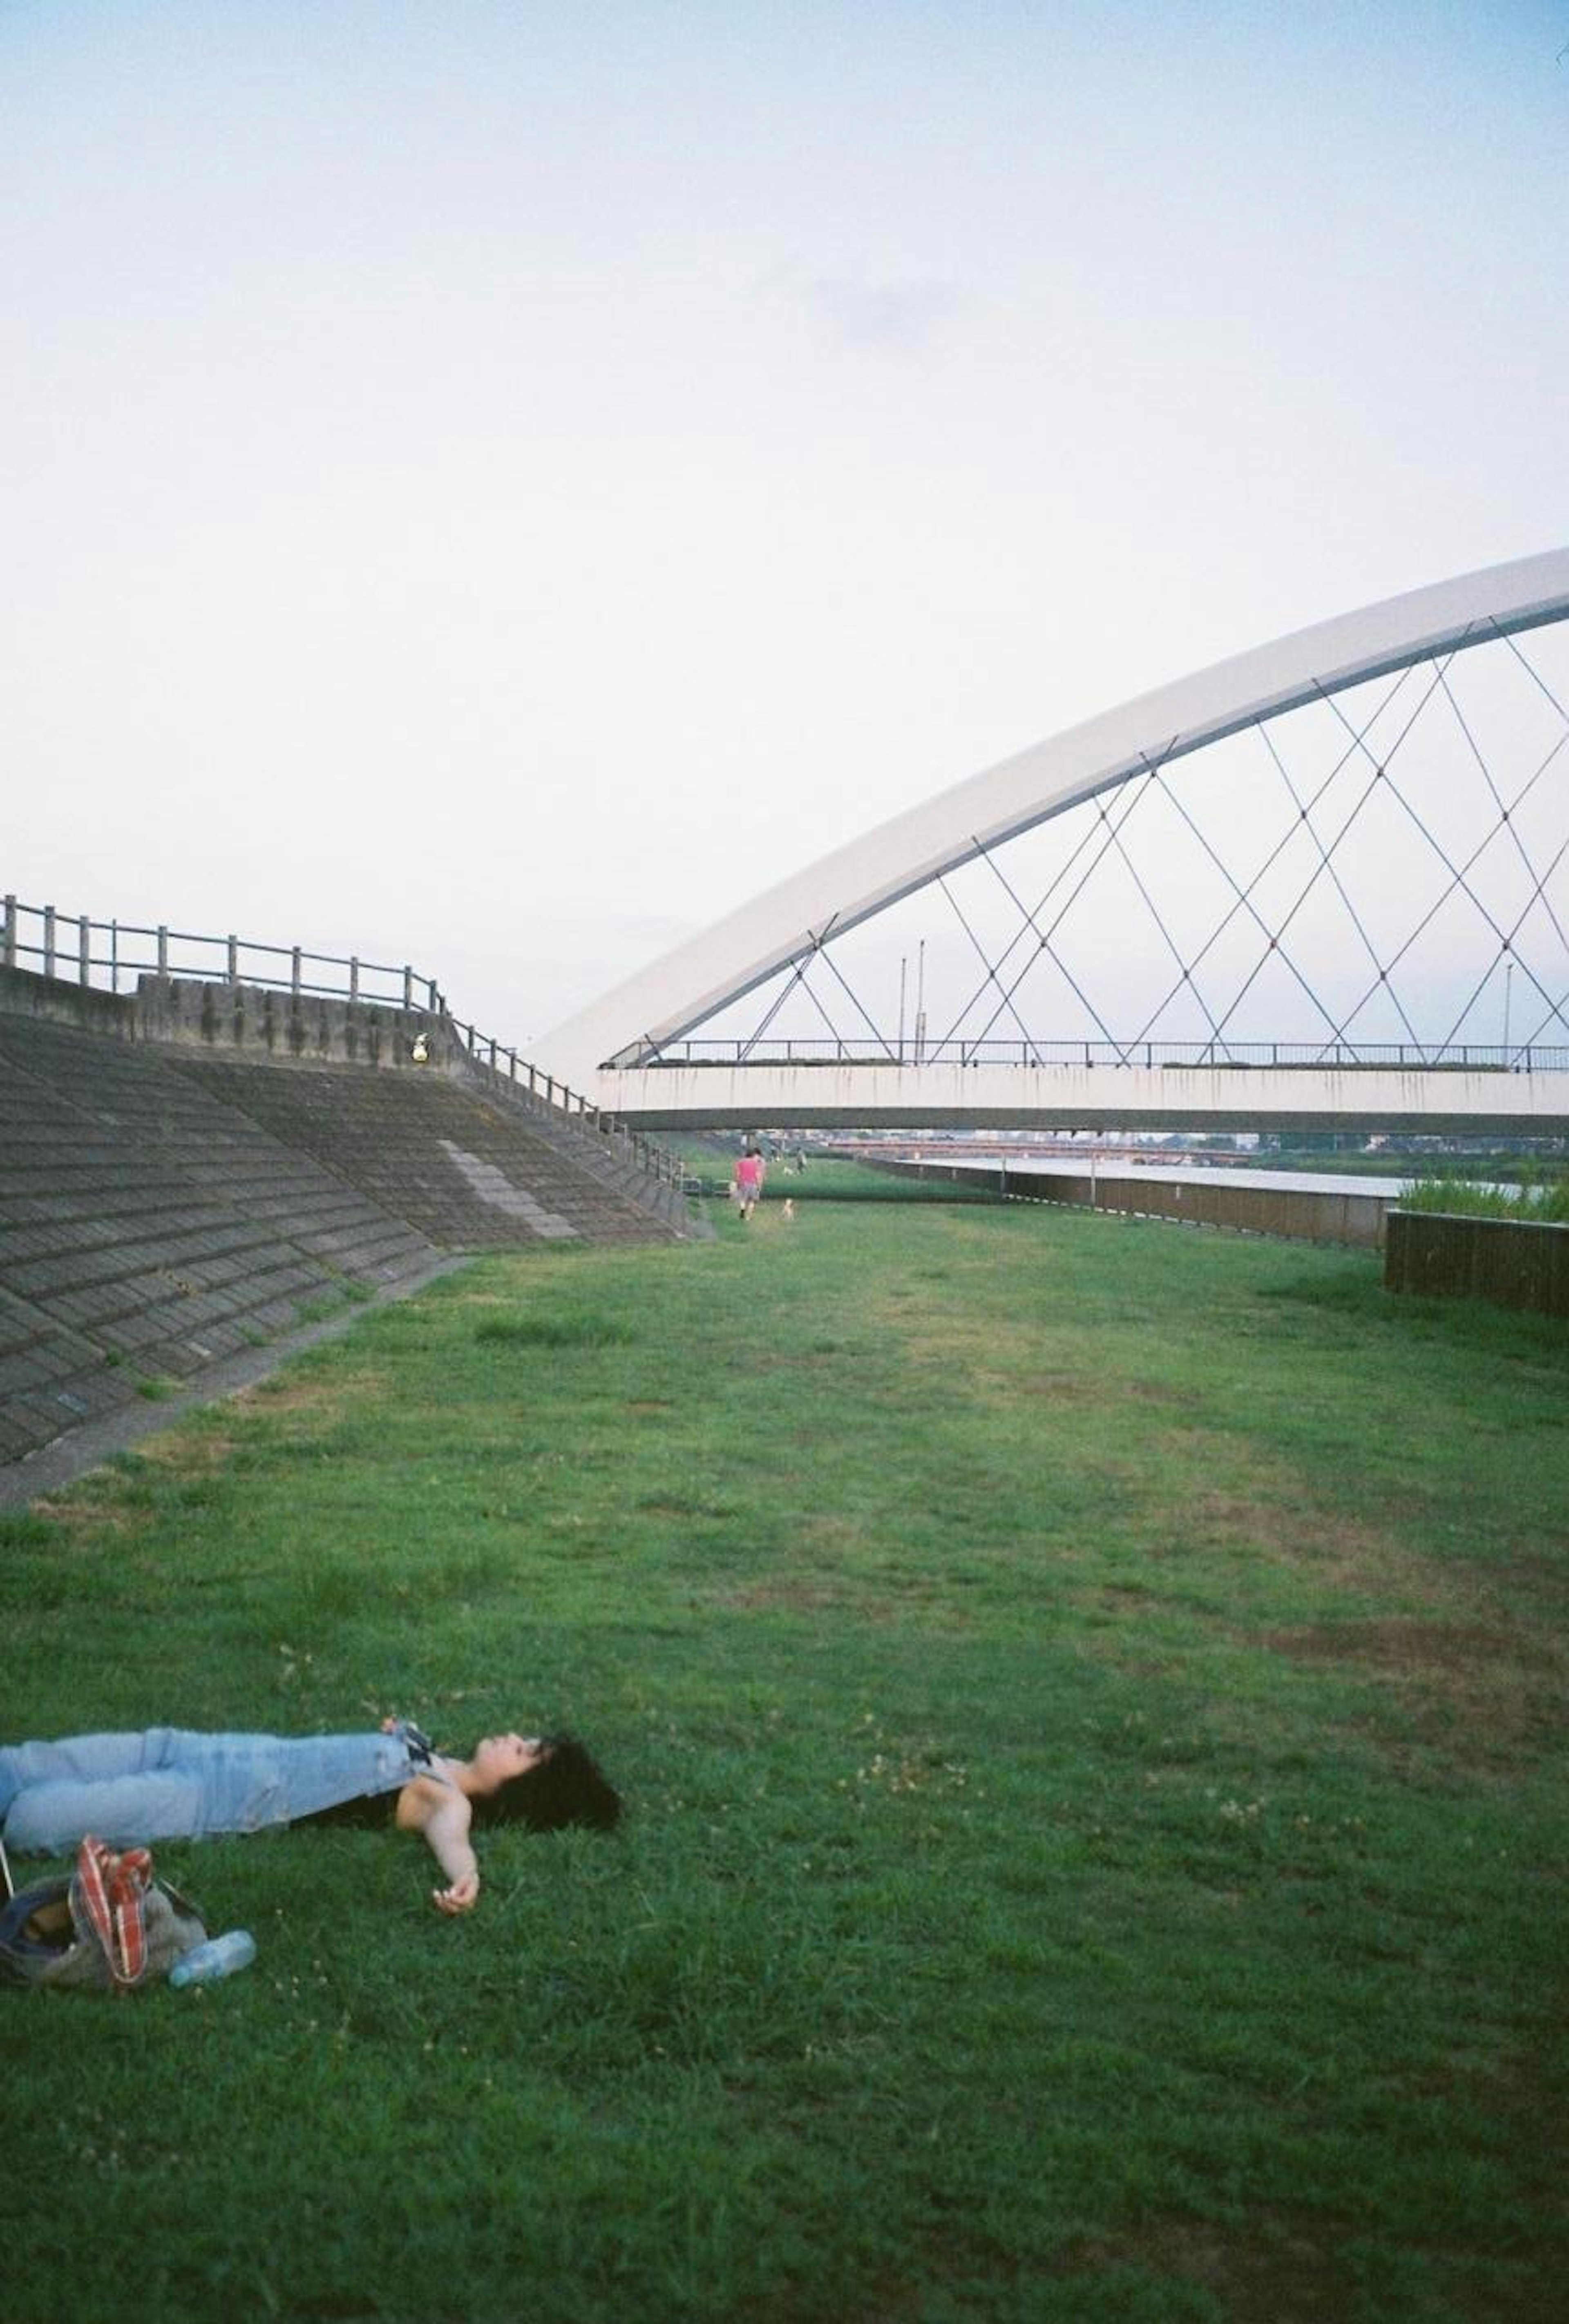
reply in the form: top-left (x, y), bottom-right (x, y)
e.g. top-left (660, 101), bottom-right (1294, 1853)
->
top-left (0, 1724), bottom-right (432, 1854)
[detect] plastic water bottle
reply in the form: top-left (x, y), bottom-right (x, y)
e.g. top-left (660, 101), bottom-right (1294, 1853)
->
top-left (168, 1930), bottom-right (257, 1988)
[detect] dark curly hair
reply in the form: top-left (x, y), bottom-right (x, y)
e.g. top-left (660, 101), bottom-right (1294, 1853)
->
top-left (471, 1735), bottom-right (621, 1833)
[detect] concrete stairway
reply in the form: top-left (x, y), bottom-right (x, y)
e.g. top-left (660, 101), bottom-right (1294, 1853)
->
top-left (164, 1054), bottom-right (683, 1249)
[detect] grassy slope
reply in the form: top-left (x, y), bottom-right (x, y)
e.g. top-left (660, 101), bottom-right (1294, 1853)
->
top-left (2, 1198), bottom-right (1566, 2324)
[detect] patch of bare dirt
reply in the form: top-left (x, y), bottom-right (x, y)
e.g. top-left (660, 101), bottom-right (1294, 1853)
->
top-left (635, 1496), bottom-right (736, 1520)
top-left (724, 1578), bottom-right (860, 1614)
top-left (992, 1366), bottom-right (1173, 1408)
top-left (1131, 1432), bottom-right (1462, 1598)
top-left (229, 1366), bottom-right (387, 1420)
top-left (136, 1427), bottom-right (240, 1473)
top-left (92, 1364), bottom-right (393, 1486)
top-left (1004, 1369), bottom-right (1103, 1402)
top-left (1265, 1615), bottom-right (1567, 1748)
top-left (1064, 2213), bottom-right (1356, 2324)
top-left (1263, 1616), bottom-right (1553, 1677)
top-left (721, 1563), bottom-right (974, 1632)
top-left (1181, 1485), bottom-right (1408, 1579)
top-left (31, 1489), bottom-right (149, 1538)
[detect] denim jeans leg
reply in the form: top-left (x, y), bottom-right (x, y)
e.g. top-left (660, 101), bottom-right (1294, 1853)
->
top-left (2, 1768), bottom-right (207, 1854)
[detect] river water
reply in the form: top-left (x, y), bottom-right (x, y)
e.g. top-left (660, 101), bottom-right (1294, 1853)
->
top-left (921, 1154), bottom-right (1420, 1198)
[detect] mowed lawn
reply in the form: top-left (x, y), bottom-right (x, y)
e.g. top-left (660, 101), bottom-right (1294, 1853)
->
top-left (2, 1190), bottom-right (1566, 2324)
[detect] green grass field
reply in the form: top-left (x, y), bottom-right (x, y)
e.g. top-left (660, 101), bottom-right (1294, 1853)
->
top-left (3, 1193), bottom-right (1566, 2323)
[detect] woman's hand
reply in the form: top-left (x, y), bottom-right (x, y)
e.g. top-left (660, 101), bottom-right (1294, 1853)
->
top-left (432, 1871), bottom-right (480, 1915)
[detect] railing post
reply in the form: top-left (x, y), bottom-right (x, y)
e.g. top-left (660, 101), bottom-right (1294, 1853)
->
top-left (110, 919), bottom-right (119, 993)
top-left (527, 1062), bottom-right (536, 1098)
top-left (43, 904), bottom-right (57, 977)
top-left (403, 966), bottom-right (413, 1010)
top-left (489, 1036), bottom-right (497, 1071)
top-left (226, 935), bottom-right (239, 985)
top-left (349, 955), bottom-right (360, 1002)
top-left (291, 946), bottom-right (302, 997)
top-left (78, 914), bottom-right (90, 985)
top-left (157, 924), bottom-right (169, 980)
top-left (2, 894), bottom-right (15, 970)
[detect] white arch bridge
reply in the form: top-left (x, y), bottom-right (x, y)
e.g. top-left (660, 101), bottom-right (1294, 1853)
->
top-left (535, 548), bottom-right (1569, 1134)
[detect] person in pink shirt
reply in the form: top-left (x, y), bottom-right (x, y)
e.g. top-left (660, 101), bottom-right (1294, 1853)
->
top-left (733, 1143), bottom-right (766, 1221)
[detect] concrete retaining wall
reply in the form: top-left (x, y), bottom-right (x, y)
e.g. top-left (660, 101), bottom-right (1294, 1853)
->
top-left (1003, 1164), bottom-right (1389, 1249)
top-left (1385, 1209), bottom-right (1569, 1316)
top-left (0, 962), bottom-right (136, 1040)
top-left (0, 963), bottom-right (445, 1067)
top-left (885, 1156), bottom-right (1391, 1248)
top-left (134, 974), bottom-right (439, 1069)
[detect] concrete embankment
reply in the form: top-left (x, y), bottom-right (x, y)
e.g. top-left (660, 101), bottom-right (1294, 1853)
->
top-left (0, 966), bottom-right (700, 1478)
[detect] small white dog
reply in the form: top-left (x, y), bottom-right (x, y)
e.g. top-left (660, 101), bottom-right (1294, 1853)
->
top-left (781, 1198), bottom-right (796, 1222)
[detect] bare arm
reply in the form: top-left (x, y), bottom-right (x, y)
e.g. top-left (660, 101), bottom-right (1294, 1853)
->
top-left (397, 1777), bottom-right (481, 1914)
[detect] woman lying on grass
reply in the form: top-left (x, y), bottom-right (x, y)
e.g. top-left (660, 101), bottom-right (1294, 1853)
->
top-left (0, 1720), bottom-right (621, 1914)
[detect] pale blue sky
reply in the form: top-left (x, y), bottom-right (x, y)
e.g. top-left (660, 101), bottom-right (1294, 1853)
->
top-left (4, 1), bottom-right (1565, 1038)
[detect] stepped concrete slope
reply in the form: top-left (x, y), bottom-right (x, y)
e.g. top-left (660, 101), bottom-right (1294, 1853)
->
top-left (0, 983), bottom-right (693, 1476)
top-left (164, 1054), bottom-right (688, 1249)
top-left (0, 1011), bottom-right (438, 1464)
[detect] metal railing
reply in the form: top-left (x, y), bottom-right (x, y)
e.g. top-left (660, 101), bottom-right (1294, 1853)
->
top-left (634, 1034), bottom-right (1569, 1074)
top-left (1, 891), bottom-right (446, 1013)
top-left (450, 1024), bottom-right (684, 1190)
top-left (1, 892), bottom-right (685, 1195)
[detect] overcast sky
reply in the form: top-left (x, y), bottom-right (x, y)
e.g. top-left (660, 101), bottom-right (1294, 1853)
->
top-left (4, 1), bottom-right (1566, 1044)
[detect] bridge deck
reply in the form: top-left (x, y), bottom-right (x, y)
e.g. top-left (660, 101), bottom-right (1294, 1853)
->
top-left (592, 1059), bottom-right (1569, 1134)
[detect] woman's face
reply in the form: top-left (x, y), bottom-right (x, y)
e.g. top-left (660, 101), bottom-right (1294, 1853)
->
top-left (471, 1733), bottom-right (549, 1790)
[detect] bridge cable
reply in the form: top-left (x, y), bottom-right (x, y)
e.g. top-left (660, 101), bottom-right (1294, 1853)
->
top-left (1319, 650), bottom-right (1569, 1049)
top-left (1120, 678), bottom-right (1412, 1058)
top-left (952, 842), bottom-right (1128, 1062)
top-left (936, 773), bottom-right (1153, 1055)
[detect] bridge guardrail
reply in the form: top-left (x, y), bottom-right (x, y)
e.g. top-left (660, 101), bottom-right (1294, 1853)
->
top-left (0, 891), bottom-right (683, 1194)
top-left (639, 1035), bottom-right (1566, 1073)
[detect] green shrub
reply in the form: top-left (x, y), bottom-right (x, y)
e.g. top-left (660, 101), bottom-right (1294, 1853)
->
top-left (1399, 1172), bottom-right (1569, 1222)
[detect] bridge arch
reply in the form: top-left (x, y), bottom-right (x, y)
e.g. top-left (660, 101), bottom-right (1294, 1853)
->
top-left (536, 547), bottom-right (1569, 1085)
